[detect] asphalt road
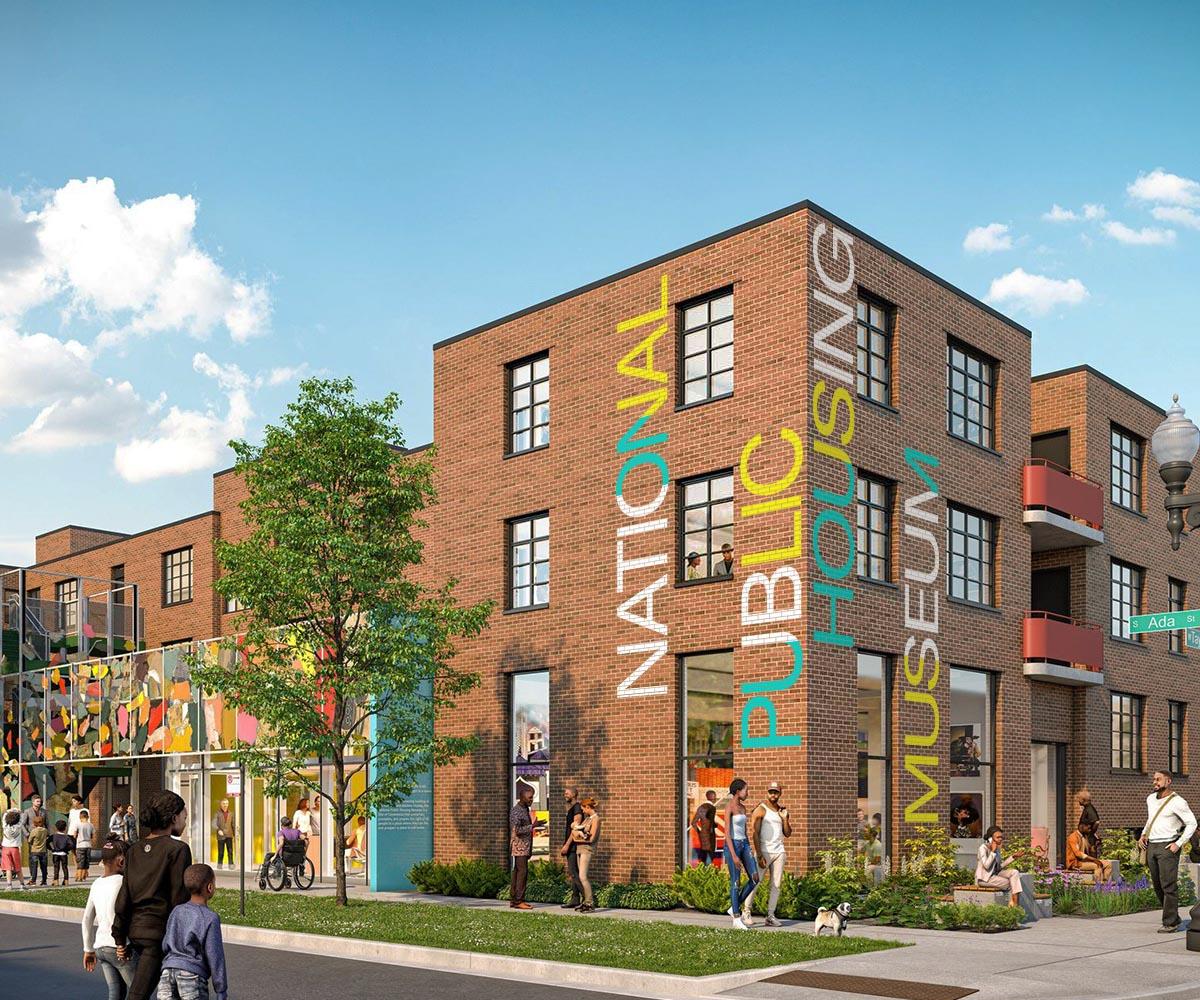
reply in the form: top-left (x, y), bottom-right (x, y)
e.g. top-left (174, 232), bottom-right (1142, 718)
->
top-left (0, 913), bottom-right (653, 999)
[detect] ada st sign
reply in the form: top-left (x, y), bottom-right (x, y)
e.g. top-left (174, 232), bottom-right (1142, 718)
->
top-left (1128, 609), bottom-right (1200, 635)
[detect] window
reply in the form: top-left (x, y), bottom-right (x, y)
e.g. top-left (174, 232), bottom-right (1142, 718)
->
top-left (856, 473), bottom-right (892, 582)
top-left (1170, 579), bottom-right (1187, 654)
top-left (682, 651), bottom-right (733, 866)
top-left (110, 564), bottom-right (126, 604)
top-left (55, 579), bottom-right (78, 633)
top-left (947, 504), bottom-right (995, 605)
top-left (679, 289), bottom-right (734, 406)
top-left (162, 547), bottom-right (193, 606)
top-left (950, 667), bottom-right (994, 843)
top-left (947, 339), bottom-right (995, 449)
top-left (856, 296), bottom-right (893, 405)
top-left (1110, 559), bottom-right (1143, 640)
top-left (1111, 692), bottom-right (1143, 770)
top-left (510, 670), bottom-right (550, 857)
top-left (856, 653), bottom-right (890, 859)
top-left (508, 353), bottom-right (550, 454)
top-left (508, 513), bottom-right (550, 610)
top-left (679, 471), bottom-right (734, 581)
top-left (224, 594), bottom-right (245, 614)
top-left (1110, 424), bottom-right (1143, 512)
top-left (1169, 701), bottom-right (1187, 775)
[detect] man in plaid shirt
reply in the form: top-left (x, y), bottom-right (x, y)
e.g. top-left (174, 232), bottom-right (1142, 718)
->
top-left (508, 786), bottom-right (535, 909)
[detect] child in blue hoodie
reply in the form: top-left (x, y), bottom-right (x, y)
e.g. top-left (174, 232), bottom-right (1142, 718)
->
top-left (156, 863), bottom-right (227, 1000)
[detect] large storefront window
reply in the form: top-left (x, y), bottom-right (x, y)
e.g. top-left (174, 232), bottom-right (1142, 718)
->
top-left (856, 652), bottom-right (889, 863)
top-left (682, 651), bottom-right (733, 866)
top-left (510, 670), bottom-right (550, 857)
top-left (949, 667), bottom-right (994, 852)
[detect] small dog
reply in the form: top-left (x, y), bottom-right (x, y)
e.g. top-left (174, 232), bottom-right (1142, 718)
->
top-left (813, 901), bottom-right (852, 936)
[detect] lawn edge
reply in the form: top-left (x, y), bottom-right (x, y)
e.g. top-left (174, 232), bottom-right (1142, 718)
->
top-left (0, 896), bottom-right (872, 999)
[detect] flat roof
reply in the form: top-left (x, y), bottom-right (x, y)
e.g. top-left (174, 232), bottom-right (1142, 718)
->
top-left (434, 199), bottom-right (1032, 351)
top-left (34, 523), bottom-right (129, 541)
top-left (27, 510), bottom-right (218, 569)
top-left (1032, 364), bottom-right (1166, 416)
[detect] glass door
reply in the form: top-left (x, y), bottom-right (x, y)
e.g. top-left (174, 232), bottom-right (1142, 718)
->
top-left (1031, 742), bottom-right (1066, 867)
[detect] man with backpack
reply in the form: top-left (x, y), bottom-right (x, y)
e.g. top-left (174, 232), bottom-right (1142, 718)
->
top-left (1138, 770), bottom-right (1197, 933)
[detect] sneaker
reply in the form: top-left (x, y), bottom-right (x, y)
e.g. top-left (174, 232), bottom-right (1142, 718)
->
top-left (727, 907), bottom-right (735, 916)
top-left (732, 917), bottom-right (748, 930)
top-left (765, 915), bottom-right (781, 927)
top-left (561, 901), bottom-right (580, 909)
top-left (1159, 924), bottom-right (1181, 933)
top-left (741, 908), bottom-right (754, 926)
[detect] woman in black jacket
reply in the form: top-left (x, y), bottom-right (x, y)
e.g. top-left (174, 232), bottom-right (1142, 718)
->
top-left (113, 790), bottom-right (192, 1000)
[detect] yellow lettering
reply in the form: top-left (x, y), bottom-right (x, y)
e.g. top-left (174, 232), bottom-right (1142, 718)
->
top-left (739, 428), bottom-right (804, 496)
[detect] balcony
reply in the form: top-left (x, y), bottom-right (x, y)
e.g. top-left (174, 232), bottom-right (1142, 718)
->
top-left (1023, 611), bottom-right (1104, 686)
top-left (1023, 459), bottom-right (1104, 551)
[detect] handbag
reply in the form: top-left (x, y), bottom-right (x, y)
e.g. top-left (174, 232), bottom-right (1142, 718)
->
top-left (1138, 792), bottom-right (1176, 866)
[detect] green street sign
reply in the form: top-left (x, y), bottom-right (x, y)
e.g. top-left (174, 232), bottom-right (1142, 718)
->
top-left (1129, 609), bottom-right (1200, 634)
top-left (1188, 627), bottom-right (1200, 650)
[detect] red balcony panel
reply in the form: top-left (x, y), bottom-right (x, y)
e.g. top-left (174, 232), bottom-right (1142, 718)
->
top-left (1023, 611), bottom-right (1103, 672)
top-left (1023, 460), bottom-right (1103, 530)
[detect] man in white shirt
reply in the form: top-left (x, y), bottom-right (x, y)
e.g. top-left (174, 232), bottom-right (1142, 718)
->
top-left (749, 781), bottom-right (792, 927)
top-left (1138, 769), bottom-right (1197, 932)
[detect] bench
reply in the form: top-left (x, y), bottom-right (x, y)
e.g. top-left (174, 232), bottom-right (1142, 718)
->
top-left (952, 886), bottom-right (1009, 906)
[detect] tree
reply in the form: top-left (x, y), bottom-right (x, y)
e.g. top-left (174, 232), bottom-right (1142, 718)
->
top-left (193, 377), bottom-right (491, 905)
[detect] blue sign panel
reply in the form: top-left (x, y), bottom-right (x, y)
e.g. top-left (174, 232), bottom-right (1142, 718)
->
top-left (368, 759), bottom-right (433, 891)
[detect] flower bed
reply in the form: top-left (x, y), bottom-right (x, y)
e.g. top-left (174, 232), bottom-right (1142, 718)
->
top-left (1036, 866), bottom-right (1196, 917)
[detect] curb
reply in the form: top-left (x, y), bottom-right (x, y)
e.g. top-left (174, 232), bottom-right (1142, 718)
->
top-left (0, 897), bottom-right (802, 1000)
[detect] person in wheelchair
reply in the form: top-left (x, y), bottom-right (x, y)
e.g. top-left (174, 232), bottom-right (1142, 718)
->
top-left (258, 816), bottom-right (311, 890)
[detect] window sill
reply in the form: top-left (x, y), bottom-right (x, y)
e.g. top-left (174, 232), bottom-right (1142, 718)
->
top-left (857, 575), bottom-right (899, 591)
top-left (675, 574), bottom-right (736, 590)
top-left (857, 395), bottom-right (900, 418)
top-left (676, 391), bottom-right (733, 413)
top-left (504, 443), bottom-right (550, 461)
top-left (1109, 768), bottom-right (1147, 776)
top-left (1168, 650), bottom-right (1189, 659)
top-left (947, 595), bottom-right (1002, 615)
top-left (946, 431), bottom-right (1002, 459)
top-left (503, 605), bottom-right (549, 616)
top-left (1108, 635), bottom-right (1148, 649)
top-left (1109, 501), bottom-right (1148, 520)
top-left (162, 598), bottom-right (194, 609)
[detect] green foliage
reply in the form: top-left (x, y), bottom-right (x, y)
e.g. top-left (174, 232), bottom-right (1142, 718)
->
top-left (594, 883), bottom-right (677, 910)
top-left (191, 378), bottom-right (493, 904)
top-left (938, 902), bottom-right (1023, 931)
top-left (899, 825), bottom-right (957, 880)
top-left (672, 863), bottom-right (735, 913)
top-left (408, 858), bottom-right (508, 898)
top-left (1036, 864), bottom-right (1194, 917)
top-left (1103, 828), bottom-right (1146, 880)
top-left (795, 868), bottom-right (869, 915)
top-left (864, 875), bottom-right (1021, 931)
top-left (1003, 834), bottom-right (1049, 873)
top-left (497, 859), bottom-right (571, 903)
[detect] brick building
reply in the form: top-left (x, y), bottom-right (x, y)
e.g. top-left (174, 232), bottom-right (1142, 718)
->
top-left (3, 200), bottom-right (1198, 890)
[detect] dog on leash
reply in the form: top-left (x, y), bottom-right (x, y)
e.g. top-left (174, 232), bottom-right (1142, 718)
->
top-left (813, 901), bottom-right (852, 936)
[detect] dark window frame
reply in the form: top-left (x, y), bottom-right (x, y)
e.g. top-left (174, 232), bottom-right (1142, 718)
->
top-left (506, 352), bottom-right (550, 455)
top-left (1169, 700), bottom-right (1187, 775)
top-left (947, 338), bottom-right (996, 449)
top-left (856, 293), bottom-right (894, 406)
top-left (1110, 559), bottom-right (1144, 641)
top-left (856, 472), bottom-right (893, 583)
top-left (677, 469), bottom-right (735, 583)
top-left (679, 649), bottom-right (735, 866)
top-left (1111, 691), bottom-right (1143, 771)
top-left (55, 578), bottom-right (79, 633)
top-left (947, 503), bottom-right (996, 606)
top-left (162, 546), bottom-right (194, 607)
top-left (507, 512), bottom-right (550, 611)
top-left (677, 287), bottom-right (734, 408)
top-left (1110, 423), bottom-right (1144, 513)
top-left (1170, 578), bottom-right (1187, 654)
top-left (856, 650), bottom-right (892, 853)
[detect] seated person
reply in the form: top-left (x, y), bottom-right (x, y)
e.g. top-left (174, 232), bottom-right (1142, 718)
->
top-left (1066, 820), bottom-right (1113, 881)
top-left (277, 816), bottom-right (302, 854)
top-left (975, 825), bottom-right (1023, 908)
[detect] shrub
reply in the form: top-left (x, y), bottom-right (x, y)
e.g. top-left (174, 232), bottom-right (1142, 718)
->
top-left (795, 868), bottom-right (869, 916)
top-left (450, 858), bottom-right (508, 899)
top-left (1004, 834), bottom-right (1049, 873)
top-left (496, 859), bottom-right (571, 903)
top-left (899, 826), bottom-right (958, 881)
top-left (594, 882), bottom-right (677, 910)
top-left (409, 859), bottom-right (456, 895)
top-left (673, 863), bottom-right (736, 914)
top-left (1103, 828), bottom-right (1145, 880)
top-left (938, 902), bottom-right (1023, 931)
top-left (863, 877), bottom-right (942, 927)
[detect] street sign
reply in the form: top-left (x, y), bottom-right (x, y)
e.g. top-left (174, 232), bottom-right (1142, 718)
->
top-left (1188, 627), bottom-right (1200, 650)
top-left (1129, 609), bottom-right (1200, 635)
top-left (225, 770), bottom-right (242, 796)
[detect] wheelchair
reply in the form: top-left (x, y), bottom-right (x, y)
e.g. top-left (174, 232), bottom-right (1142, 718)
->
top-left (257, 838), bottom-right (316, 891)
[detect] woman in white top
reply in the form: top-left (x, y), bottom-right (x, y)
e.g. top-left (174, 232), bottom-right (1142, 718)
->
top-left (724, 778), bottom-right (759, 929)
top-left (292, 797), bottom-right (320, 868)
top-left (975, 825), bottom-right (1022, 906)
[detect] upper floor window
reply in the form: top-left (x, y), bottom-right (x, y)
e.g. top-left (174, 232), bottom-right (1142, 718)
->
top-left (679, 289), bottom-right (733, 407)
top-left (679, 471), bottom-right (734, 582)
top-left (163, 547), bottom-right (194, 606)
top-left (508, 353), bottom-right (550, 454)
top-left (224, 594), bottom-right (246, 615)
top-left (509, 513), bottom-right (550, 610)
top-left (856, 472), bottom-right (892, 582)
top-left (1170, 578), bottom-right (1187, 654)
top-left (1169, 700), bottom-right (1187, 775)
top-left (1110, 424), bottom-right (1143, 512)
top-left (1111, 692), bottom-right (1143, 771)
top-left (947, 504), bottom-right (995, 606)
top-left (1110, 558), bottom-right (1143, 641)
top-left (856, 295), bottom-right (893, 405)
top-left (55, 579), bottom-right (78, 633)
top-left (947, 339), bottom-right (995, 449)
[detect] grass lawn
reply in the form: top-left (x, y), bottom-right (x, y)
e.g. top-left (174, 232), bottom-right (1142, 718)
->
top-left (0, 887), bottom-right (903, 975)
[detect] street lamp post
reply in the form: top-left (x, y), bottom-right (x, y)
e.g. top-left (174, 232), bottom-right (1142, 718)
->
top-left (1151, 396), bottom-right (1200, 550)
top-left (1150, 396), bottom-right (1200, 950)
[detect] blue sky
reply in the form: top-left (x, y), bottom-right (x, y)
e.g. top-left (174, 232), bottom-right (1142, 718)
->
top-left (1, 2), bottom-right (1197, 564)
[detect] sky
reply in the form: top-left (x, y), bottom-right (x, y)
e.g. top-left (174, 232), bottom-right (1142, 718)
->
top-left (0, 1), bottom-right (1197, 564)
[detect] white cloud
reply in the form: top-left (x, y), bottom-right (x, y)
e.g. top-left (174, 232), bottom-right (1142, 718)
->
top-left (266, 363), bottom-right (308, 386)
top-left (112, 352), bottom-right (253, 483)
top-left (1128, 169), bottom-right (1200, 208)
top-left (1102, 221), bottom-right (1176, 246)
top-left (1083, 203), bottom-right (1107, 220)
top-left (7, 379), bottom-right (145, 453)
top-left (1043, 204), bottom-right (1078, 223)
top-left (0, 323), bottom-right (94, 408)
top-left (963, 223), bottom-right (1013, 254)
top-left (986, 268), bottom-right (1089, 315)
top-left (1151, 205), bottom-right (1200, 230)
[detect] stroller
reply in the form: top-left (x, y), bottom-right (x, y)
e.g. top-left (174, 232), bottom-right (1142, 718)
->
top-left (258, 836), bottom-right (316, 891)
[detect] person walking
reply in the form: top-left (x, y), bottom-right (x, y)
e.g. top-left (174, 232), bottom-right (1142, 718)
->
top-left (508, 785), bottom-right (534, 910)
top-left (110, 804), bottom-right (127, 842)
top-left (123, 804), bottom-right (139, 844)
top-left (156, 863), bottom-right (229, 1000)
top-left (574, 796), bottom-right (601, 913)
top-left (28, 815), bottom-right (49, 886)
top-left (82, 839), bottom-right (134, 1000)
top-left (558, 786), bottom-right (584, 909)
top-left (975, 826), bottom-right (1023, 907)
top-left (1138, 769), bottom-right (1197, 933)
top-left (724, 778), bottom-right (759, 929)
top-left (114, 790), bottom-right (193, 1000)
top-left (1077, 789), bottom-right (1102, 853)
top-left (2, 809), bottom-right (28, 890)
top-left (212, 799), bottom-right (236, 871)
top-left (1066, 820), bottom-right (1112, 882)
top-left (292, 797), bottom-right (319, 869)
top-left (691, 790), bottom-right (717, 866)
top-left (750, 781), bottom-right (792, 927)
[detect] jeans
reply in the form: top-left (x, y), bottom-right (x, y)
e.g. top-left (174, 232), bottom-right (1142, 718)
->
top-left (694, 848), bottom-right (715, 866)
top-left (52, 854), bottom-right (70, 882)
top-left (29, 851), bottom-right (48, 884)
top-left (127, 939), bottom-right (165, 1000)
top-left (763, 852), bottom-right (786, 917)
top-left (216, 837), bottom-right (234, 866)
top-left (509, 855), bottom-right (529, 904)
top-left (1148, 842), bottom-right (1181, 927)
top-left (156, 969), bottom-right (208, 1000)
top-left (96, 946), bottom-right (134, 1000)
top-left (565, 850), bottom-right (582, 903)
top-left (725, 839), bottom-right (759, 915)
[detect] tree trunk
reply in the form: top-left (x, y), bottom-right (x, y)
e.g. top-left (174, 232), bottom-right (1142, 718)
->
top-left (333, 751), bottom-right (348, 906)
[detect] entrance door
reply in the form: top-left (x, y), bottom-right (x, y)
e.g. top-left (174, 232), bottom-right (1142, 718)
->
top-left (1032, 567), bottom-right (1071, 619)
top-left (1031, 742), bottom-right (1067, 867)
top-left (176, 773), bottom-right (207, 859)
